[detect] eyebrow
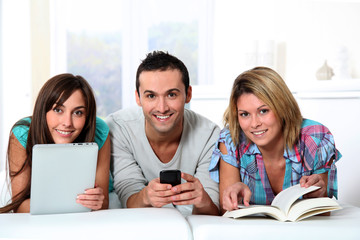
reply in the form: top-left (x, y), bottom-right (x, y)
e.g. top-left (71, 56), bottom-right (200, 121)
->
top-left (143, 88), bottom-right (181, 95)
top-left (54, 103), bottom-right (86, 110)
top-left (73, 106), bottom-right (87, 110)
top-left (238, 104), bottom-right (268, 112)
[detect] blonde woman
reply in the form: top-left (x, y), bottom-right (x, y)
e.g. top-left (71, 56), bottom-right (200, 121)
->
top-left (209, 67), bottom-right (341, 213)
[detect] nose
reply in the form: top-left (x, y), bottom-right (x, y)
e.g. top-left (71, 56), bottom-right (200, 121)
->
top-left (251, 114), bottom-right (261, 128)
top-left (158, 97), bottom-right (170, 113)
top-left (62, 113), bottom-right (73, 127)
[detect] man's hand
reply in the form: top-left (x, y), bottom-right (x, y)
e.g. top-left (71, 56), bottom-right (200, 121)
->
top-left (169, 172), bottom-right (219, 215)
top-left (142, 178), bottom-right (176, 208)
top-left (169, 172), bottom-right (207, 207)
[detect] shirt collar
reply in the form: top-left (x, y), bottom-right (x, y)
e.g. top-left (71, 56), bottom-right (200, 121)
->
top-left (244, 141), bottom-right (300, 163)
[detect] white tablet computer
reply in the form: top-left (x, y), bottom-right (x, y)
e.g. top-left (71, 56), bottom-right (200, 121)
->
top-left (30, 143), bottom-right (98, 215)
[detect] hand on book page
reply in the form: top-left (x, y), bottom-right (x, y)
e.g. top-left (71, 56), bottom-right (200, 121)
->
top-left (223, 184), bottom-right (342, 222)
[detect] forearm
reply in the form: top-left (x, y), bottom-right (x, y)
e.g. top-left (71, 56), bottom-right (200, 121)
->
top-left (126, 187), bottom-right (151, 208)
top-left (14, 199), bottom-right (30, 213)
top-left (101, 196), bottom-right (109, 209)
top-left (192, 195), bottom-right (219, 215)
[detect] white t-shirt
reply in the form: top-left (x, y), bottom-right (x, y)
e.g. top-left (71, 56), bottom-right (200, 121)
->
top-left (106, 106), bottom-right (220, 216)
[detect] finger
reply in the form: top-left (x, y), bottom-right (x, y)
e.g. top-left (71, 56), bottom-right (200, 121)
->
top-left (156, 189), bottom-right (178, 198)
top-left (77, 193), bottom-right (105, 201)
top-left (150, 178), bottom-right (172, 191)
top-left (299, 176), bottom-right (309, 187)
top-left (149, 195), bottom-right (174, 207)
top-left (78, 200), bottom-right (103, 210)
top-left (171, 181), bottom-right (196, 193)
top-left (170, 190), bottom-right (196, 202)
top-left (222, 191), bottom-right (234, 211)
top-left (242, 189), bottom-right (251, 207)
top-left (84, 187), bottom-right (103, 195)
top-left (181, 172), bottom-right (194, 182)
top-left (229, 191), bottom-right (240, 209)
top-left (172, 198), bottom-right (196, 206)
top-left (304, 175), bottom-right (320, 187)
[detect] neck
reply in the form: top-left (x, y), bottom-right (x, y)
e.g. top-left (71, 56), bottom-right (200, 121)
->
top-left (258, 138), bottom-right (285, 163)
top-left (145, 123), bottom-right (183, 147)
top-left (146, 126), bottom-right (182, 164)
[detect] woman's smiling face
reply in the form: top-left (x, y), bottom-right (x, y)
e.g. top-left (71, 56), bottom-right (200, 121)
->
top-left (237, 93), bottom-right (283, 150)
top-left (46, 90), bottom-right (87, 144)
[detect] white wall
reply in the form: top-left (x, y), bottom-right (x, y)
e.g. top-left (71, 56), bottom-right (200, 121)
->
top-left (295, 86), bottom-right (360, 207)
top-left (212, 0), bottom-right (360, 90)
top-left (0, 0), bottom-right (32, 206)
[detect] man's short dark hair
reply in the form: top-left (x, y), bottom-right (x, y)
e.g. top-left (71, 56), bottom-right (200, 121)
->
top-left (136, 51), bottom-right (190, 96)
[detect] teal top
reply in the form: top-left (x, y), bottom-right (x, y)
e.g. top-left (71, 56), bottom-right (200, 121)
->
top-left (12, 116), bottom-right (109, 149)
top-left (12, 116), bottom-right (113, 192)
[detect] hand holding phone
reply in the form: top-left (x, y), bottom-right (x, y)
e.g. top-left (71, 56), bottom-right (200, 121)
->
top-left (159, 170), bottom-right (181, 187)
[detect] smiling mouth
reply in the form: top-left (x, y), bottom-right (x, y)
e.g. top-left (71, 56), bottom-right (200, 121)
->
top-left (252, 130), bottom-right (267, 136)
top-left (56, 129), bottom-right (74, 135)
top-left (155, 115), bottom-right (171, 120)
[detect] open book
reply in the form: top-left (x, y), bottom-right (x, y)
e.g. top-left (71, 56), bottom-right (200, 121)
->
top-left (223, 184), bottom-right (341, 222)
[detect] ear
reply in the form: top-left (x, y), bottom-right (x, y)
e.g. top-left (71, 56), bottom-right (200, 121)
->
top-left (135, 90), bottom-right (141, 106)
top-left (185, 85), bottom-right (192, 104)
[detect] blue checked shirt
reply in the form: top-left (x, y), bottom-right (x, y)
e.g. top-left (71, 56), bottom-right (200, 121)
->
top-left (209, 119), bottom-right (341, 205)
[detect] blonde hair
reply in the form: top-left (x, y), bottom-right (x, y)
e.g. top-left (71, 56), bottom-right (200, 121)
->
top-left (224, 67), bottom-right (303, 149)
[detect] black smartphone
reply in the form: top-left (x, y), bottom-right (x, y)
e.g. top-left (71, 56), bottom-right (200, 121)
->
top-left (159, 170), bottom-right (181, 186)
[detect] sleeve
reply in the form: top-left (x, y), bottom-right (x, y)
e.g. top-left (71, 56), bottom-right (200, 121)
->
top-left (315, 131), bottom-right (341, 199)
top-left (193, 125), bottom-right (221, 209)
top-left (209, 127), bottom-right (240, 183)
top-left (302, 123), bottom-right (342, 199)
top-left (94, 117), bottom-right (110, 149)
top-left (11, 118), bottom-right (31, 148)
top-left (106, 115), bottom-right (148, 207)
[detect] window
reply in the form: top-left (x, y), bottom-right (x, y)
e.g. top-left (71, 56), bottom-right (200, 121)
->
top-left (52, 0), bottom-right (214, 117)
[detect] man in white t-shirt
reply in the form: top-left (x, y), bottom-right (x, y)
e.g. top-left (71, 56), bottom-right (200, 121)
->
top-left (106, 51), bottom-right (220, 216)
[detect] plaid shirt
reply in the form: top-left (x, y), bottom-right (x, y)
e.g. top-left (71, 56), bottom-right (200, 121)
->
top-left (209, 119), bottom-right (341, 205)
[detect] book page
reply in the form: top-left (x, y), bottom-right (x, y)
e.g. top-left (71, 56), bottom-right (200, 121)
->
top-left (271, 184), bottom-right (320, 215)
top-left (223, 205), bottom-right (287, 222)
top-left (287, 197), bottom-right (341, 222)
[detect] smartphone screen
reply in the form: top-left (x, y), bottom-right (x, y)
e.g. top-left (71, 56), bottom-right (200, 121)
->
top-left (159, 170), bottom-right (181, 186)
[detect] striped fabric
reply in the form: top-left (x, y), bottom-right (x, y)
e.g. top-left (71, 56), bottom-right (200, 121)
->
top-left (209, 119), bottom-right (341, 205)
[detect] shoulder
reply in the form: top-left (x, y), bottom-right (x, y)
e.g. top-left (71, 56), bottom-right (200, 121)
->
top-left (106, 107), bottom-right (143, 127)
top-left (295, 119), bottom-right (341, 175)
top-left (184, 108), bottom-right (220, 133)
top-left (218, 127), bottom-right (251, 157)
top-left (12, 117), bottom-right (31, 148)
top-left (95, 117), bottom-right (109, 149)
top-left (297, 118), bottom-right (338, 159)
top-left (105, 107), bottom-right (144, 142)
top-left (96, 117), bottom-right (109, 131)
top-left (299, 118), bottom-right (333, 144)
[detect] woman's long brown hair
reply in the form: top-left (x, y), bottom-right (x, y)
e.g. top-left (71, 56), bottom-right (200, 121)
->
top-left (0, 73), bottom-right (96, 213)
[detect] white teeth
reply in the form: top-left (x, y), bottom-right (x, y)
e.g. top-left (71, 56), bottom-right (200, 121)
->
top-left (253, 130), bottom-right (266, 135)
top-left (56, 129), bottom-right (72, 135)
top-left (156, 115), bottom-right (170, 119)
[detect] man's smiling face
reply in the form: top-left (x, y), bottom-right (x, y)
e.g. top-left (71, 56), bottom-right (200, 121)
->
top-left (136, 69), bottom-right (192, 137)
